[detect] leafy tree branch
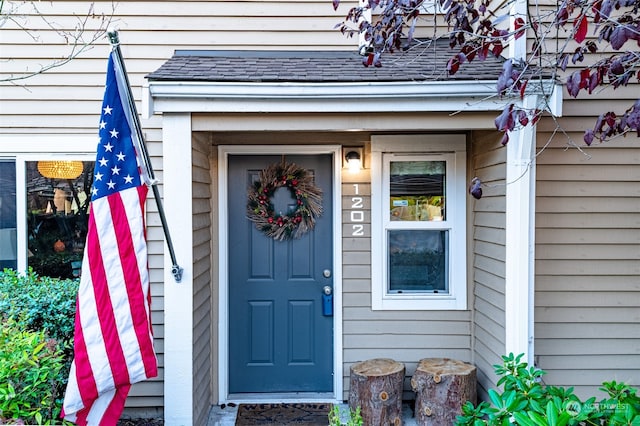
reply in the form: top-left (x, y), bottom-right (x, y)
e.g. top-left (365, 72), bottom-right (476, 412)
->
top-left (333, 0), bottom-right (639, 147)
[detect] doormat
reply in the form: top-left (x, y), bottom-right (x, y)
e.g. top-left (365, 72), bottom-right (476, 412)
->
top-left (235, 403), bottom-right (332, 425)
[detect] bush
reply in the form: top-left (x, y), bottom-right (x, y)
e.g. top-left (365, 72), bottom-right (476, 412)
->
top-left (455, 353), bottom-right (640, 426)
top-left (328, 405), bottom-right (363, 426)
top-left (0, 268), bottom-right (78, 343)
top-left (0, 268), bottom-right (78, 425)
top-left (0, 317), bottom-right (68, 424)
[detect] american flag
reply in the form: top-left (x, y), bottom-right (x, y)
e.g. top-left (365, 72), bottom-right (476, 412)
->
top-left (62, 51), bottom-right (157, 425)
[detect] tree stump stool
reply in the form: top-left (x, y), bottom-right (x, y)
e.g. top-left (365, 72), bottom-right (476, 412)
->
top-left (411, 358), bottom-right (477, 426)
top-left (349, 358), bottom-right (405, 426)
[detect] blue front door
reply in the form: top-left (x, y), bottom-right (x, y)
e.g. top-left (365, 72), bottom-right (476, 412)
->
top-left (228, 154), bottom-right (333, 393)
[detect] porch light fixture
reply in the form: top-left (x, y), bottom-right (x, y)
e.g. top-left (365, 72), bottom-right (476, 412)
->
top-left (345, 150), bottom-right (362, 173)
top-left (37, 160), bottom-right (83, 180)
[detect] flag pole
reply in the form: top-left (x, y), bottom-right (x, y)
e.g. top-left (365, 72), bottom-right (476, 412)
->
top-left (107, 30), bottom-right (183, 283)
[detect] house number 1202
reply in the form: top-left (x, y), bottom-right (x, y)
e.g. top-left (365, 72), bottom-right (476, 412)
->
top-left (351, 184), bottom-right (364, 237)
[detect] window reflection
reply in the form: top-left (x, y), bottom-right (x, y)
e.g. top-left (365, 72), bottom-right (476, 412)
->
top-left (26, 161), bottom-right (94, 278)
top-left (389, 161), bottom-right (445, 221)
top-left (388, 230), bottom-right (449, 293)
top-left (0, 161), bottom-right (17, 270)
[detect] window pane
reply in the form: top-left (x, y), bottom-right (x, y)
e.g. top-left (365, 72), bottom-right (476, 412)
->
top-left (389, 160), bottom-right (445, 221)
top-left (26, 160), bottom-right (94, 278)
top-left (388, 230), bottom-right (448, 293)
top-left (0, 161), bottom-right (17, 270)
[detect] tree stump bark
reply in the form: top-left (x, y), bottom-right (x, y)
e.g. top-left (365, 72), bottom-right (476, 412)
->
top-left (349, 358), bottom-right (405, 426)
top-left (410, 358), bottom-right (477, 426)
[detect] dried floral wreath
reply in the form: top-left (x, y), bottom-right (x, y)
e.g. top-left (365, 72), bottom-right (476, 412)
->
top-left (247, 162), bottom-right (323, 241)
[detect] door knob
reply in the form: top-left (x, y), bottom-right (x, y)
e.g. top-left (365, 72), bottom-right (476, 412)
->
top-left (323, 285), bottom-right (333, 295)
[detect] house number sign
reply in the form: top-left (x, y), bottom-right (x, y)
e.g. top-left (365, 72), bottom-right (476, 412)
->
top-left (351, 184), bottom-right (364, 237)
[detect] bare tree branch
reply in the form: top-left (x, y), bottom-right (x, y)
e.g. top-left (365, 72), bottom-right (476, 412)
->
top-left (0, 1), bottom-right (117, 83)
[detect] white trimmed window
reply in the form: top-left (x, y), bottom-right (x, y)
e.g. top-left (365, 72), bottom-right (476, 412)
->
top-left (371, 135), bottom-right (467, 310)
top-left (0, 136), bottom-right (95, 276)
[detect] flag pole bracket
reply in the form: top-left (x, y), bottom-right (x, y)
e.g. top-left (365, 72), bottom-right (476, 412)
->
top-left (171, 265), bottom-right (184, 283)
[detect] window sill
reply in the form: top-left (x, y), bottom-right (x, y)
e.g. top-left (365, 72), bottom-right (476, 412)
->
top-left (372, 293), bottom-right (467, 311)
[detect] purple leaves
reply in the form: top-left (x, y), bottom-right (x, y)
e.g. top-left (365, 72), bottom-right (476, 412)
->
top-left (333, 0), bottom-right (639, 146)
top-left (468, 177), bottom-right (483, 200)
top-left (566, 71), bottom-right (581, 97)
top-left (497, 60), bottom-right (513, 94)
top-left (584, 129), bottom-right (595, 145)
top-left (494, 105), bottom-right (541, 145)
top-left (567, 49), bottom-right (638, 99)
top-left (517, 109), bottom-right (529, 126)
top-left (609, 25), bottom-right (630, 50)
top-left (495, 104), bottom-right (515, 133)
top-left (497, 59), bottom-right (525, 96)
top-left (497, 59), bottom-right (529, 99)
top-left (566, 69), bottom-right (590, 97)
top-left (584, 100), bottom-right (640, 144)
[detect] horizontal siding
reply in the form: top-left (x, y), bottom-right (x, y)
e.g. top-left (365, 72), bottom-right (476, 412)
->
top-left (534, 120), bottom-right (640, 399)
top-left (1, 1), bottom-right (356, 133)
top-left (470, 130), bottom-right (507, 400)
top-left (192, 138), bottom-right (212, 425)
top-left (341, 168), bottom-right (472, 401)
top-left (4, 0), bottom-right (638, 415)
top-left (0, 1), bottom-right (356, 414)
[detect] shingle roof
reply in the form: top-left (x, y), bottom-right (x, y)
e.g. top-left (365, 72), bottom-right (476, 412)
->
top-left (146, 39), bottom-right (505, 83)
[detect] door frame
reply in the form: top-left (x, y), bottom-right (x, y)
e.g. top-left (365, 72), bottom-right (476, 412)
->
top-left (217, 144), bottom-right (343, 403)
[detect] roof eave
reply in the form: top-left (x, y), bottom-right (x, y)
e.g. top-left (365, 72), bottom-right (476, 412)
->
top-left (143, 79), bottom-right (560, 117)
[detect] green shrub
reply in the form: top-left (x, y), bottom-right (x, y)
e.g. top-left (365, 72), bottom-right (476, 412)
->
top-left (328, 405), bottom-right (363, 426)
top-left (0, 269), bottom-right (78, 424)
top-left (0, 268), bottom-right (78, 343)
top-left (0, 317), bottom-right (68, 424)
top-left (456, 353), bottom-right (640, 426)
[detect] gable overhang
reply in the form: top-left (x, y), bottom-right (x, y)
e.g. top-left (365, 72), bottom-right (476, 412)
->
top-left (143, 79), bottom-right (561, 117)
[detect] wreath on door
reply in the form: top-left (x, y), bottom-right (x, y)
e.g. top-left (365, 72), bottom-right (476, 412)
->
top-left (247, 162), bottom-right (323, 241)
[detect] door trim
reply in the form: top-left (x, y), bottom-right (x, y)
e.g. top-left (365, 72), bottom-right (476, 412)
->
top-left (217, 145), bottom-right (343, 403)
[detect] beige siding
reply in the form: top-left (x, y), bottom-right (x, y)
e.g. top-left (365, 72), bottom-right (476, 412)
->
top-left (192, 135), bottom-right (213, 426)
top-left (341, 157), bottom-right (472, 401)
top-left (535, 91), bottom-right (640, 398)
top-left (0, 0), bottom-right (355, 412)
top-left (5, 0), bottom-right (639, 415)
top-left (1, 1), bottom-right (354, 134)
top-left (470, 130), bottom-right (507, 399)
